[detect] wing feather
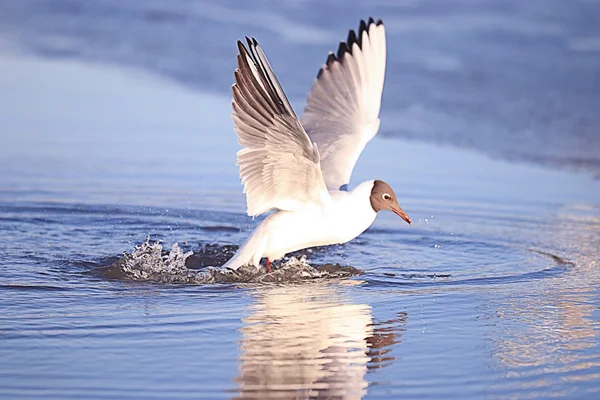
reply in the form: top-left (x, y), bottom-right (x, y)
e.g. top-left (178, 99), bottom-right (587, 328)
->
top-left (232, 39), bottom-right (329, 217)
top-left (301, 19), bottom-right (386, 190)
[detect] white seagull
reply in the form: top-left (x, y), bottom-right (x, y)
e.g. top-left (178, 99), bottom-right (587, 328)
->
top-left (224, 18), bottom-right (411, 272)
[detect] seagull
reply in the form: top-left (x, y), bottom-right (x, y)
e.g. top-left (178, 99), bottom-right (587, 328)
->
top-left (224, 18), bottom-right (411, 272)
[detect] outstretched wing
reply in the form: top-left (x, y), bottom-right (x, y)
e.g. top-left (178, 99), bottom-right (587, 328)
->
top-left (232, 38), bottom-right (329, 217)
top-left (301, 18), bottom-right (386, 191)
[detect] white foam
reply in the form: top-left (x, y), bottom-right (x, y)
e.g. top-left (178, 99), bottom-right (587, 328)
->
top-left (115, 238), bottom-right (359, 284)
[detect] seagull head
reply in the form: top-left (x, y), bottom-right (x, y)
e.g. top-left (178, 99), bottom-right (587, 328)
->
top-left (369, 180), bottom-right (411, 224)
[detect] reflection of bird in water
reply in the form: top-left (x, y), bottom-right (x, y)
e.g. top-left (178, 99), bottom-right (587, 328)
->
top-left (366, 312), bottom-right (408, 371)
top-left (234, 284), bottom-right (407, 399)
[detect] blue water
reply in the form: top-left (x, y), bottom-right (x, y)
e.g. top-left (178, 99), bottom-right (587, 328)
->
top-left (1, 1), bottom-right (600, 399)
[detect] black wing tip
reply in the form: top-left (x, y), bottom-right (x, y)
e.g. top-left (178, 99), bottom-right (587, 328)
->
top-left (359, 19), bottom-right (368, 40)
top-left (347, 29), bottom-right (358, 49)
top-left (243, 36), bottom-right (261, 51)
top-left (336, 41), bottom-right (349, 59)
top-left (356, 17), bottom-right (383, 49)
top-left (326, 51), bottom-right (336, 66)
top-left (363, 17), bottom-right (382, 26)
top-left (318, 51), bottom-right (336, 78)
top-left (316, 67), bottom-right (324, 79)
top-left (340, 18), bottom-right (384, 60)
top-left (317, 18), bottom-right (383, 78)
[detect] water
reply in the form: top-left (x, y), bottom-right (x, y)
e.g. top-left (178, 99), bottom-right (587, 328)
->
top-left (1, 2), bottom-right (600, 399)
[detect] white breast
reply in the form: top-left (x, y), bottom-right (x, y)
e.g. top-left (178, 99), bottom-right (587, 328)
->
top-left (262, 180), bottom-right (377, 260)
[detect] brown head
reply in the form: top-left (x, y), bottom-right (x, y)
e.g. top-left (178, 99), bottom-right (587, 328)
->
top-left (369, 180), bottom-right (411, 224)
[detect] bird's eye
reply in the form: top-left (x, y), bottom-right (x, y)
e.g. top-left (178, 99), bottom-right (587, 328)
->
top-left (382, 193), bottom-right (391, 201)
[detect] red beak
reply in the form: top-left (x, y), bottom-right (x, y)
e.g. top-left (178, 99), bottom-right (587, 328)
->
top-left (392, 207), bottom-right (411, 224)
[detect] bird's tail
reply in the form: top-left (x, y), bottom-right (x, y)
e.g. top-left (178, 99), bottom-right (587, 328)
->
top-left (222, 226), bottom-right (267, 271)
top-left (222, 249), bottom-right (254, 270)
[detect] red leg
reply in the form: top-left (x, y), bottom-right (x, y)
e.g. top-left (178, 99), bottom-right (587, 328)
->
top-left (266, 259), bottom-right (272, 273)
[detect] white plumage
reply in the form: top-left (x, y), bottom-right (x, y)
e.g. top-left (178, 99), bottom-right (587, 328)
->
top-left (302, 20), bottom-right (386, 190)
top-left (232, 37), bottom-right (329, 217)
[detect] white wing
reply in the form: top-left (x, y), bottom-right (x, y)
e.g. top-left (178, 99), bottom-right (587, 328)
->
top-left (232, 38), bottom-right (329, 217)
top-left (301, 18), bottom-right (386, 191)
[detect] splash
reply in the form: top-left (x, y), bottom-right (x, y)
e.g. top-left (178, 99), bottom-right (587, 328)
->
top-left (97, 237), bottom-right (361, 284)
top-left (119, 237), bottom-right (194, 283)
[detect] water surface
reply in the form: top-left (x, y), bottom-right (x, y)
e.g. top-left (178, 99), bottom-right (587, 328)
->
top-left (1, 5), bottom-right (600, 399)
